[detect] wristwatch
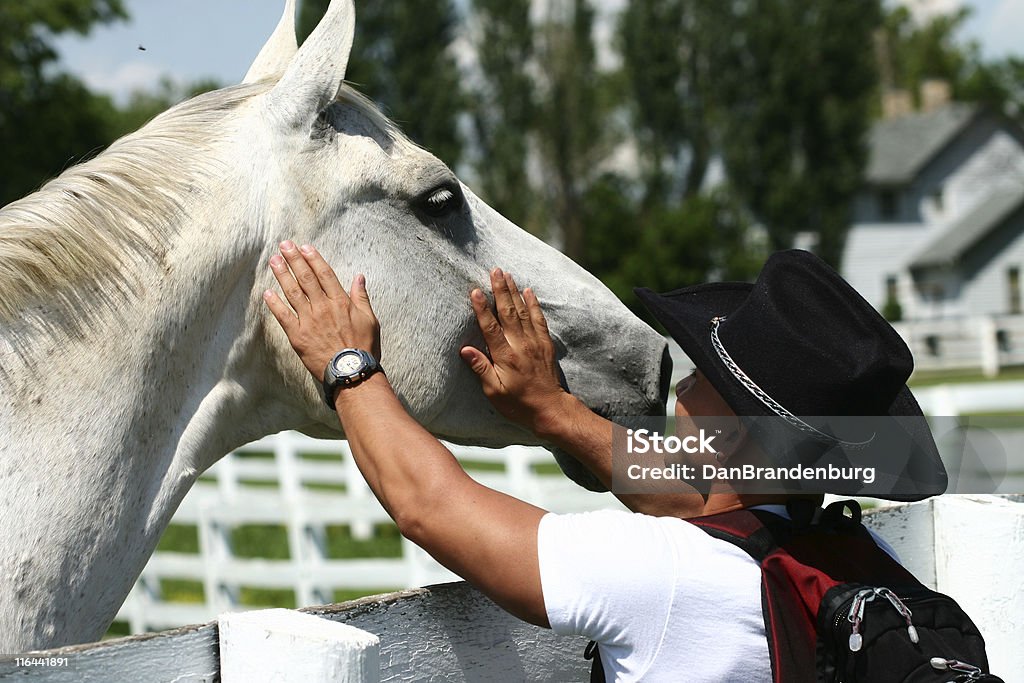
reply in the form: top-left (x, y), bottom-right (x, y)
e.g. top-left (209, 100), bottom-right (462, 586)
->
top-left (322, 348), bottom-right (382, 409)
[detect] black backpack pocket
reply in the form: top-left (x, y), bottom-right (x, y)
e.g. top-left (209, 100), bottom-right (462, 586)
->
top-left (817, 584), bottom-right (1000, 683)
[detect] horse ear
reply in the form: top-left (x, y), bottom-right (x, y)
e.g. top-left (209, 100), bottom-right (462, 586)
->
top-left (243, 0), bottom-right (298, 84)
top-left (265, 0), bottom-right (355, 129)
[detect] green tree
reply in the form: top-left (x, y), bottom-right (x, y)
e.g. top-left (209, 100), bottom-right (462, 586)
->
top-left (581, 174), bottom-right (764, 316)
top-left (878, 6), bottom-right (1024, 121)
top-left (0, 0), bottom-right (127, 207)
top-left (618, 0), bottom-right (716, 204)
top-left (879, 6), bottom-right (971, 95)
top-left (713, 0), bottom-right (883, 267)
top-left (468, 0), bottom-right (536, 229)
top-left (534, 0), bottom-right (615, 263)
top-left (299, 0), bottom-right (464, 166)
top-left (960, 57), bottom-right (1024, 121)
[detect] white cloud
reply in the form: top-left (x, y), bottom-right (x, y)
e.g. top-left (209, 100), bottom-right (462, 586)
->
top-left (77, 61), bottom-right (173, 106)
top-left (898, 0), bottom-right (965, 24)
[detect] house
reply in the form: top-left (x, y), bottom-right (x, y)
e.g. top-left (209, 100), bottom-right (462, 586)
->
top-left (842, 100), bottom-right (1024, 322)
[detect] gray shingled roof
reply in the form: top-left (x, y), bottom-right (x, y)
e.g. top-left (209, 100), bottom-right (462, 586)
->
top-left (910, 184), bottom-right (1024, 268)
top-left (866, 103), bottom-right (980, 185)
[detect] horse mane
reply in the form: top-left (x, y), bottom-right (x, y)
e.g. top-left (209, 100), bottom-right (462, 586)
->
top-left (0, 81), bottom-right (402, 336)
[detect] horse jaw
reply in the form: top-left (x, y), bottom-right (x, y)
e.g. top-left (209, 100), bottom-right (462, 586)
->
top-left (243, 0), bottom-right (298, 84)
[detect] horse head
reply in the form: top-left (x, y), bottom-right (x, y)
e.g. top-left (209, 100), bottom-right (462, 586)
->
top-left (238, 0), bottom-right (670, 489)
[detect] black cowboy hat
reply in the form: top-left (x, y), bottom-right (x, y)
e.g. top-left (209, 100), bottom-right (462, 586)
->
top-left (635, 249), bottom-right (947, 502)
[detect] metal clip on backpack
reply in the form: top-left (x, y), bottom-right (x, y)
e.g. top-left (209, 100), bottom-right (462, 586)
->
top-left (586, 500), bottom-right (1002, 682)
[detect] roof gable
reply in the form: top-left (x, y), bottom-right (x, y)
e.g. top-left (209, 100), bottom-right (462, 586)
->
top-left (866, 103), bottom-right (980, 186)
top-left (910, 184), bottom-right (1024, 268)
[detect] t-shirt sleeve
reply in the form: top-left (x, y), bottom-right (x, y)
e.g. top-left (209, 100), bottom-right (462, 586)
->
top-left (537, 510), bottom-right (677, 647)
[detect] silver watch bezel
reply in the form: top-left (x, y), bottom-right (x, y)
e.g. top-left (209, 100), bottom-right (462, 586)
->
top-left (323, 348), bottom-right (380, 408)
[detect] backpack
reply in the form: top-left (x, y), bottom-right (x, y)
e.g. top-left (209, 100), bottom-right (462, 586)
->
top-left (585, 500), bottom-right (1002, 682)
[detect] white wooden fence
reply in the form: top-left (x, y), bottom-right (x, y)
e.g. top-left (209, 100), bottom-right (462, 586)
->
top-left (112, 363), bottom-right (1024, 635)
top-left (3, 496), bottom-right (1021, 682)
top-left (894, 313), bottom-right (1024, 376)
top-left (115, 436), bottom-right (626, 634)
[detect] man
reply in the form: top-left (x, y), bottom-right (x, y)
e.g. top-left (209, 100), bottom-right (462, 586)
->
top-left (263, 242), bottom-right (944, 681)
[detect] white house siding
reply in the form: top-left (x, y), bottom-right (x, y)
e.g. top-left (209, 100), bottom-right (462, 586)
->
top-left (840, 223), bottom-right (934, 309)
top-left (943, 130), bottom-right (1024, 224)
top-left (960, 207), bottom-right (1024, 316)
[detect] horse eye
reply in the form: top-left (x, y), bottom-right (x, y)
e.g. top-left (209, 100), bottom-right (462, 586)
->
top-left (420, 185), bottom-right (463, 217)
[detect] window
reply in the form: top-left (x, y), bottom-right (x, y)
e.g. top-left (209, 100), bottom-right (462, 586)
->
top-left (924, 335), bottom-right (942, 357)
top-left (879, 190), bottom-right (898, 220)
top-left (1009, 266), bottom-right (1021, 315)
top-left (997, 329), bottom-right (1012, 353)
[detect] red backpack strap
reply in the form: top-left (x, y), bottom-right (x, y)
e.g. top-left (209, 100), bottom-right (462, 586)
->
top-left (691, 502), bottom-right (920, 683)
top-left (689, 508), bottom-right (798, 683)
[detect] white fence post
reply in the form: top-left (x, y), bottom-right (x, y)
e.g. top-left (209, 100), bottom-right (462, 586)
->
top-left (219, 608), bottom-right (380, 683)
top-left (932, 495), bottom-right (1024, 675)
top-left (978, 316), bottom-right (1000, 378)
top-left (866, 495), bottom-right (1024, 677)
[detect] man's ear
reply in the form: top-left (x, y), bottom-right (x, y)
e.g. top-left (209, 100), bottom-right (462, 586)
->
top-left (715, 418), bottom-right (749, 464)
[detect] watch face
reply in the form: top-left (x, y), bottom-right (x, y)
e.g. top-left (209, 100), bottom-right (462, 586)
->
top-left (333, 352), bottom-right (364, 376)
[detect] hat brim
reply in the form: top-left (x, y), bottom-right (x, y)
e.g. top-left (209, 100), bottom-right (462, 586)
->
top-left (635, 284), bottom-right (947, 501)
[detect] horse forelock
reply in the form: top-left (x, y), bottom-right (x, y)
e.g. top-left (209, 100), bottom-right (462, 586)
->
top-left (0, 81), bottom-right (408, 340)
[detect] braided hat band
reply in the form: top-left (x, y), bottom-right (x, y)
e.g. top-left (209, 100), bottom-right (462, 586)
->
top-left (708, 316), bottom-right (874, 451)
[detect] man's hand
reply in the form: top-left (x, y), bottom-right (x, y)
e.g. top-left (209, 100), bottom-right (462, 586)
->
top-left (263, 241), bottom-right (380, 383)
top-left (460, 268), bottom-right (574, 435)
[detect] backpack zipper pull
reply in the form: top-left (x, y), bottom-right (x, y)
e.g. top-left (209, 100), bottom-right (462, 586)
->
top-left (846, 588), bottom-right (875, 652)
top-left (876, 588), bottom-right (920, 644)
top-left (929, 657), bottom-right (984, 680)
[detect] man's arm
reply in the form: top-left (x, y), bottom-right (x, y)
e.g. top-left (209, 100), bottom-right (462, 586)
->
top-left (263, 241), bottom-right (548, 627)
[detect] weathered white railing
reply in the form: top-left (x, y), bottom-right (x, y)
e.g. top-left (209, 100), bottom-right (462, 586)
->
top-left (108, 366), bottom-right (1024, 635)
top-left (115, 434), bottom-right (626, 634)
top-left (2, 496), bottom-right (1020, 682)
top-left (894, 314), bottom-right (1024, 376)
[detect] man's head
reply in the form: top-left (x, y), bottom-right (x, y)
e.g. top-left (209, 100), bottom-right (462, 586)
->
top-left (637, 249), bottom-right (947, 502)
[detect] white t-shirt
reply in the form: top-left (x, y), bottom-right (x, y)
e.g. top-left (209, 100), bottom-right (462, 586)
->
top-left (537, 507), bottom-right (899, 683)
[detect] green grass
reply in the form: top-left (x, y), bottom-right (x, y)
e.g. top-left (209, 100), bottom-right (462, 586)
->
top-left (160, 579), bottom-right (205, 603)
top-left (909, 364), bottom-right (1024, 387)
top-left (325, 524), bottom-right (403, 558)
top-left (531, 462), bottom-right (563, 475)
top-left (156, 524), bottom-right (199, 553)
top-left (231, 524), bottom-right (291, 559)
top-left (459, 459), bottom-right (505, 472)
top-left (239, 587), bottom-right (296, 609)
top-left (959, 411), bottom-right (1024, 428)
top-left (104, 621), bottom-right (131, 639)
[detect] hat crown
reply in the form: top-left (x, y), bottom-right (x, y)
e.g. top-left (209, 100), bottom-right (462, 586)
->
top-left (717, 250), bottom-right (912, 417)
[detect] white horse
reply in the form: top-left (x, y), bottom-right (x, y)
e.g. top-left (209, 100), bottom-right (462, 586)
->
top-left (0, 0), bottom-right (669, 651)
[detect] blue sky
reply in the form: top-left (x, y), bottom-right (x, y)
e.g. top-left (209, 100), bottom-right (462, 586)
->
top-left (53, 0), bottom-right (1023, 106)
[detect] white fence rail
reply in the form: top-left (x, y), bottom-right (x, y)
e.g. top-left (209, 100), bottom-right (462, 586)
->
top-left (115, 435), bottom-right (625, 634)
top-left (4, 496), bottom-right (1021, 682)
top-left (894, 314), bottom-right (1024, 376)
top-left (114, 374), bottom-right (1024, 636)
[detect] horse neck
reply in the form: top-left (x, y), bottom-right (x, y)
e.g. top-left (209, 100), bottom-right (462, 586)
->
top-left (0, 221), bottom-right (299, 650)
